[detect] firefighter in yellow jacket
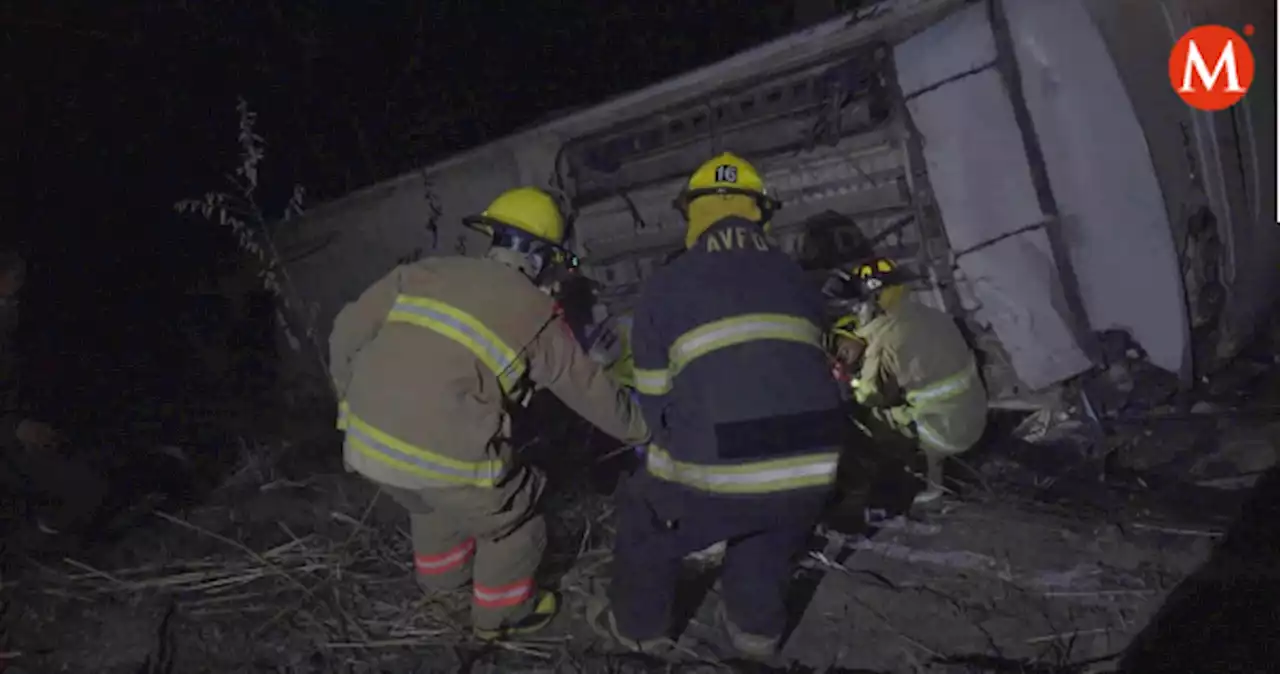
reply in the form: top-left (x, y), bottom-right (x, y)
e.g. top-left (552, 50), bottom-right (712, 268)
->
top-left (328, 187), bottom-right (651, 640)
top-left (824, 258), bottom-right (987, 504)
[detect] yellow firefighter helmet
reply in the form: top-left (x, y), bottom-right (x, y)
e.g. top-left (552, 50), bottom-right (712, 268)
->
top-left (464, 187), bottom-right (567, 247)
top-left (672, 152), bottom-right (781, 220)
top-left (850, 257), bottom-right (907, 312)
top-left (831, 314), bottom-right (860, 341)
top-left (853, 258), bottom-right (899, 288)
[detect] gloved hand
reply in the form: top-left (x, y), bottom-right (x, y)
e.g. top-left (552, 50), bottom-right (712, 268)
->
top-left (888, 406), bottom-right (914, 427)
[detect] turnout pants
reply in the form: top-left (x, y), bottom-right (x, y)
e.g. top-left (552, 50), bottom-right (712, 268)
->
top-left (850, 404), bottom-right (979, 495)
top-left (381, 466), bottom-right (548, 631)
top-left (608, 470), bottom-right (828, 641)
top-left (833, 405), bottom-right (923, 509)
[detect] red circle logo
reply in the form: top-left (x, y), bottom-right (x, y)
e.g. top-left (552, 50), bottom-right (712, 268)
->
top-left (1169, 25), bottom-right (1255, 111)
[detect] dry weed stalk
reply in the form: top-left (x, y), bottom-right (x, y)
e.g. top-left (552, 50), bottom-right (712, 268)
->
top-left (173, 97), bottom-right (330, 395)
top-left (36, 462), bottom-right (613, 666)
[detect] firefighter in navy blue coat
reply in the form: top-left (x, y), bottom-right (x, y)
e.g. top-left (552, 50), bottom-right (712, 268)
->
top-left (586, 153), bottom-right (847, 660)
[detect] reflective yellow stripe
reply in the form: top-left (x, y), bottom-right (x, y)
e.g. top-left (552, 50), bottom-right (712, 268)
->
top-left (829, 327), bottom-right (859, 344)
top-left (914, 419), bottom-right (968, 453)
top-left (905, 362), bottom-right (978, 406)
top-left (645, 445), bottom-right (838, 494)
top-left (669, 313), bottom-right (824, 374)
top-left (343, 411), bottom-right (506, 487)
top-left (635, 313), bottom-right (824, 396)
top-left (851, 377), bottom-right (876, 404)
top-left (386, 294), bottom-right (527, 392)
top-left (606, 352), bottom-right (636, 388)
top-left (337, 400), bottom-right (351, 430)
top-left (633, 368), bottom-right (672, 395)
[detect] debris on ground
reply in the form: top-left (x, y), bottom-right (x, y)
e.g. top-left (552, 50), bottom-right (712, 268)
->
top-left (1, 317), bottom-right (1277, 672)
top-left (0, 415), bottom-right (1260, 673)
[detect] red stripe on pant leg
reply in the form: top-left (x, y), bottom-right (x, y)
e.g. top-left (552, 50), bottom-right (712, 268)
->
top-left (473, 578), bottom-right (534, 608)
top-left (414, 539), bottom-right (476, 575)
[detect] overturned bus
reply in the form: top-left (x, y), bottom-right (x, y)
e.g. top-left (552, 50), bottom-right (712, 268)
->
top-left (272, 0), bottom-right (1276, 413)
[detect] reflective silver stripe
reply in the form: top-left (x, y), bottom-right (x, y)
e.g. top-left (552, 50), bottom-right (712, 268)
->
top-left (633, 314), bottom-right (823, 396)
top-left (415, 541), bottom-right (475, 572)
top-left (906, 362), bottom-right (978, 406)
top-left (670, 313), bottom-right (824, 373)
top-left (851, 377), bottom-right (874, 399)
top-left (646, 447), bottom-right (838, 494)
top-left (344, 417), bottom-right (506, 487)
top-left (387, 295), bottom-right (526, 389)
top-left (473, 579), bottom-right (534, 607)
top-left (633, 368), bottom-right (672, 395)
top-left (389, 302), bottom-right (516, 374)
top-left (914, 419), bottom-right (968, 453)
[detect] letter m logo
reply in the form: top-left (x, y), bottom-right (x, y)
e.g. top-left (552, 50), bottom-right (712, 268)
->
top-left (1169, 25), bottom-right (1256, 111)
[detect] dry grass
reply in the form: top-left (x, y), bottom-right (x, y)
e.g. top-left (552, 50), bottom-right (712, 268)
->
top-left (1, 407), bottom-right (1226, 673)
top-left (7, 481), bottom-right (1164, 674)
top-left (34, 498), bottom-right (600, 666)
top-left (3, 437), bottom-right (655, 674)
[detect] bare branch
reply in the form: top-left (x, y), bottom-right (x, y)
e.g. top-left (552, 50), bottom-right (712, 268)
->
top-left (173, 98), bottom-right (330, 392)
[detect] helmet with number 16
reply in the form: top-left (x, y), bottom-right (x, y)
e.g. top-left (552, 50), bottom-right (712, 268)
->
top-left (673, 152), bottom-right (780, 220)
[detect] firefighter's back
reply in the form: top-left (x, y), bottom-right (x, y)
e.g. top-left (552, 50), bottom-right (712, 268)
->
top-left (343, 256), bottom-right (557, 488)
top-left (637, 217), bottom-right (845, 468)
top-left (884, 299), bottom-right (987, 450)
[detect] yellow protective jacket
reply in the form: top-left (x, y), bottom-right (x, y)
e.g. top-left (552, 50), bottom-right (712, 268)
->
top-left (852, 299), bottom-right (987, 455)
top-left (329, 256), bottom-right (650, 491)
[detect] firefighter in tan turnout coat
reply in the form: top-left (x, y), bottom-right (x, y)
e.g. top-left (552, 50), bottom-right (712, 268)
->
top-left (825, 258), bottom-right (987, 505)
top-left (328, 187), bottom-right (651, 639)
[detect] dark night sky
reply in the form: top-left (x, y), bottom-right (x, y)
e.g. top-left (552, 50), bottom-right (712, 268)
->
top-left (3, 1), bottom-right (796, 268)
top-left (0, 1), bottom-right (809, 423)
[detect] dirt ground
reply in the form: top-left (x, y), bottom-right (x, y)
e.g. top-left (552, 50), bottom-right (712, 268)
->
top-left (779, 499), bottom-right (1212, 671)
top-left (1, 350), bottom-right (1277, 673)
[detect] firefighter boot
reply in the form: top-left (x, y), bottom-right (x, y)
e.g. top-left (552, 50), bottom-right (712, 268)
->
top-left (912, 451), bottom-right (946, 506)
top-left (473, 590), bottom-right (560, 640)
top-left (587, 596), bottom-right (674, 654)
